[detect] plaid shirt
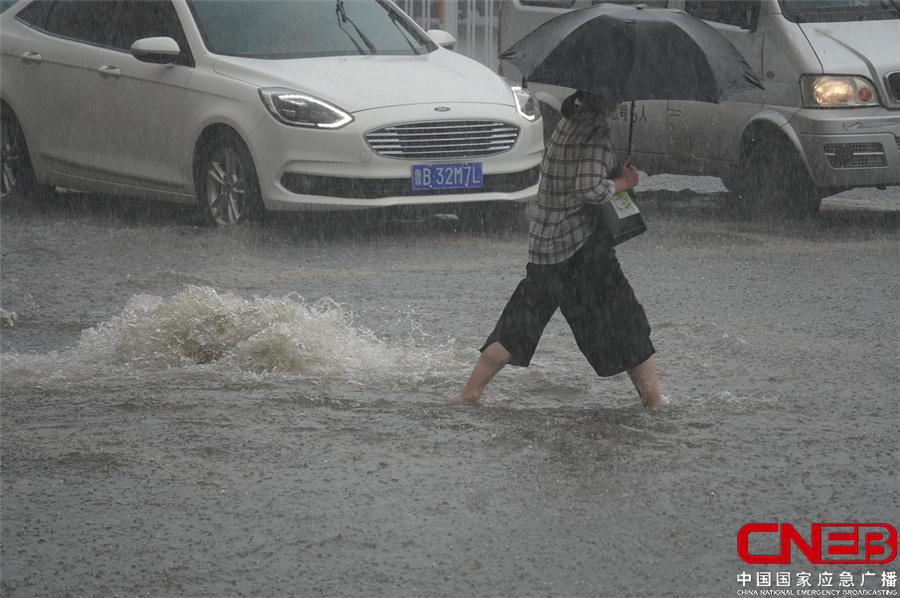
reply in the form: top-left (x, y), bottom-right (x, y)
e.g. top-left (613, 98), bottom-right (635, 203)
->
top-left (527, 106), bottom-right (618, 265)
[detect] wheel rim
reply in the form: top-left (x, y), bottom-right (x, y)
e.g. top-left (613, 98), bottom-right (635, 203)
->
top-left (1, 120), bottom-right (21, 200)
top-left (204, 147), bottom-right (246, 225)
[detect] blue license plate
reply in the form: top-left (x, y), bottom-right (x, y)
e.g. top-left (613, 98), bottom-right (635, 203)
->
top-left (411, 162), bottom-right (483, 190)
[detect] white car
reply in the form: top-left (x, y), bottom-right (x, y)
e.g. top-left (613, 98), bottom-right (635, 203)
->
top-left (0, 0), bottom-right (543, 225)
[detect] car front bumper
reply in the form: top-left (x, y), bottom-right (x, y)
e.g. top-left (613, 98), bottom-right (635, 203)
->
top-left (246, 103), bottom-right (545, 212)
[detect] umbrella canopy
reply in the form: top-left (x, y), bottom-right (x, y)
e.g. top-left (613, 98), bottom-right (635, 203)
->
top-left (499, 3), bottom-right (763, 104)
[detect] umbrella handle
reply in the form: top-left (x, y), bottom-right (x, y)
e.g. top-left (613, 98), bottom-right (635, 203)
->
top-left (627, 100), bottom-right (635, 157)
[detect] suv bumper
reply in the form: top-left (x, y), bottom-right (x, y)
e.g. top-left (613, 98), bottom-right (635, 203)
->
top-left (793, 109), bottom-right (900, 190)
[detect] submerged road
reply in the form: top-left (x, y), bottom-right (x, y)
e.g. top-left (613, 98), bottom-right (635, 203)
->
top-left (2, 180), bottom-right (898, 597)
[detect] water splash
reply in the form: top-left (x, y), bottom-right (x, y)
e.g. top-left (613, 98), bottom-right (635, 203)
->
top-left (1, 286), bottom-right (451, 387)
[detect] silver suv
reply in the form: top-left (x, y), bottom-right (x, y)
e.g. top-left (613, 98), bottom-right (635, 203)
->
top-left (499, 0), bottom-right (900, 216)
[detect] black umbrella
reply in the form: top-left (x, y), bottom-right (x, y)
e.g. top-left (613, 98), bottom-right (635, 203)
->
top-left (499, 3), bottom-right (764, 152)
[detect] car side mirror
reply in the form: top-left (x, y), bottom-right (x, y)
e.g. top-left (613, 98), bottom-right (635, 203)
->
top-left (426, 29), bottom-right (456, 51)
top-left (131, 37), bottom-right (182, 64)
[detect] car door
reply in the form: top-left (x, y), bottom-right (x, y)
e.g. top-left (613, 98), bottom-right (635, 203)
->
top-left (7, 0), bottom-right (109, 180)
top-left (88, 0), bottom-right (193, 195)
top-left (666, 0), bottom-right (766, 171)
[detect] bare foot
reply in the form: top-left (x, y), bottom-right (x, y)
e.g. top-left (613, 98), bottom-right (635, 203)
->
top-left (450, 393), bottom-right (480, 406)
top-left (643, 394), bottom-right (669, 408)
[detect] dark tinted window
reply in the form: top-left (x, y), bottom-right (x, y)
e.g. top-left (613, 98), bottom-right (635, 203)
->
top-left (590, 0), bottom-right (668, 5)
top-left (685, 0), bottom-right (759, 29)
top-left (779, 0), bottom-right (900, 23)
top-left (22, 0), bottom-right (191, 64)
top-left (112, 0), bottom-right (192, 63)
top-left (517, 0), bottom-right (575, 7)
top-left (43, 0), bottom-right (115, 46)
top-left (14, 0), bottom-right (51, 24)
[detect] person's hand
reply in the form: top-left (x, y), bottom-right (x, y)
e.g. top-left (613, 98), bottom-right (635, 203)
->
top-left (614, 156), bottom-right (639, 193)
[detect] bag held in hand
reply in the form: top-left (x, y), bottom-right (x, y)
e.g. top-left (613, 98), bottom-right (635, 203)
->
top-left (594, 161), bottom-right (647, 245)
top-left (599, 188), bottom-right (647, 245)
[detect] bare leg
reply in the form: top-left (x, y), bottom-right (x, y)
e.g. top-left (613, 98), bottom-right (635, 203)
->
top-left (628, 354), bottom-right (664, 407)
top-left (450, 342), bottom-right (511, 405)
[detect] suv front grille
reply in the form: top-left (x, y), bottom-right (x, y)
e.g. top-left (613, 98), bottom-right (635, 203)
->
top-left (886, 72), bottom-right (900, 104)
top-left (823, 142), bottom-right (888, 169)
top-left (366, 120), bottom-right (520, 160)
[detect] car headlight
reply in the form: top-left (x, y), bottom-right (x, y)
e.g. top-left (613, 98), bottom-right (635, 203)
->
top-left (800, 75), bottom-right (879, 108)
top-left (510, 85), bottom-right (541, 122)
top-left (259, 88), bottom-right (353, 129)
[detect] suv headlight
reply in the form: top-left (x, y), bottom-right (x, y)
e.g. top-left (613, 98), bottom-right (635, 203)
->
top-left (259, 88), bottom-right (353, 129)
top-left (510, 85), bottom-right (541, 122)
top-left (800, 75), bottom-right (879, 108)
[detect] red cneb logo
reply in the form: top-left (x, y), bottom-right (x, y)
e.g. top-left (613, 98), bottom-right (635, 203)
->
top-left (737, 523), bottom-right (898, 564)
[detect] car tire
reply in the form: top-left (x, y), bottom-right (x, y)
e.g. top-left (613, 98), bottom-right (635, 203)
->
top-left (724, 133), bottom-right (822, 219)
top-left (196, 131), bottom-right (264, 226)
top-left (1, 105), bottom-right (55, 203)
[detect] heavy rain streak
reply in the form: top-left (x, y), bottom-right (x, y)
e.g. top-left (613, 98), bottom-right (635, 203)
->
top-left (2, 0), bottom-right (899, 595)
top-left (3, 180), bottom-right (898, 597)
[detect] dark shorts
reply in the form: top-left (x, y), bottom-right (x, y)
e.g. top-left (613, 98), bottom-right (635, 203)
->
top-left (482, 234), bottom-right (654, 377)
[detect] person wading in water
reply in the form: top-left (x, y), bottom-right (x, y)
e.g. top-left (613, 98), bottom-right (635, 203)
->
top-left (451, 91), bottom-right (664, 408)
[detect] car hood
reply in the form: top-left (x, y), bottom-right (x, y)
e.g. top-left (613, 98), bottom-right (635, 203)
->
top-left (800, 20), bottom-right (899, 78)
top-left (211, 50), bottom-right (516, 113)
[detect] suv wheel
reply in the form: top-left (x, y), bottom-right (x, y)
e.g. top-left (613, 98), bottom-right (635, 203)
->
top-left (726, 133), bottom-right (822, 219)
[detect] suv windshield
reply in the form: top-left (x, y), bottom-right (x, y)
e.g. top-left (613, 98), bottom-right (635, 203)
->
top-left (188, 0), bottom-right (436, 58)
top-left (780, 0), bottom-right (900, 23)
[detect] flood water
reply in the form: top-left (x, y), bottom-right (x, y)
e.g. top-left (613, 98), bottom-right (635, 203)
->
top-left (2, 184), bottom-right (899, 597)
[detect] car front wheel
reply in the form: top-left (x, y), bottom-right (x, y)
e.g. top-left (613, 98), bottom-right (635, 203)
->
top-left (724, 133), bottom-right (822, 219)
top-left (197, 133), bottom-right (263, 226)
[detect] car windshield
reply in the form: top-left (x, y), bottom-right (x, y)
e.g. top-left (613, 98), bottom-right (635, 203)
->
top-left (187, 0), bottom-right (436, 58)
top-left (779, 0), bottom-right (900, 23)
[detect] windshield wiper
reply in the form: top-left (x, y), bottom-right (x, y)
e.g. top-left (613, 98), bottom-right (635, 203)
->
top-left (336, 0), bottom-right (377, 55)
top-left (389, 11), bottom-right (423, 55)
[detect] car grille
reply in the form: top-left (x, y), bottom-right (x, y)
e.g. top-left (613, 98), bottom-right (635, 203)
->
top-left (886, 72), bottom-right (900, 104)
top-left (823, 142), bottom-right (888, 169)
top-left (365, 120), bottom-right (520, 160)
